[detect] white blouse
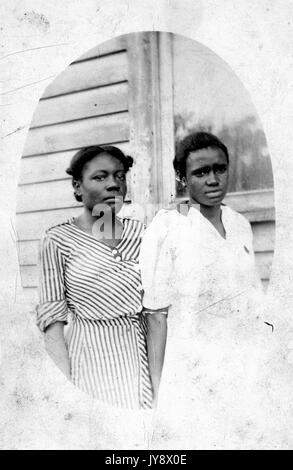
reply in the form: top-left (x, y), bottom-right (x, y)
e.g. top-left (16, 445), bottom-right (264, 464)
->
top-left (139, 204), bottom-right (265, 340)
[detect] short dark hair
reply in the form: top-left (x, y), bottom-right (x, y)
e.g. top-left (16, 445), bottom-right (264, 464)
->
top-left (66, 145), bottom-right (133, 202)
top-left (173, 132), bottom-right (229, 179)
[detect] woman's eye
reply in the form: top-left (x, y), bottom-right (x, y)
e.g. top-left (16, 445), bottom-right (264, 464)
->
top-left (215, 165), bottom-right (228, 174)
top-left (116, 174), bottom-right (126, 181)
top-left (93, 175), bottom-right (105, 181)
top-left (194, 168), bottom-right (210, 177)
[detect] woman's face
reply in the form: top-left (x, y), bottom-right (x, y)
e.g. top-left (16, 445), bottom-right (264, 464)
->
top-left (185, 146), bottom-right (229, 207)
top-left (74, 153), bottom-right (127, 213)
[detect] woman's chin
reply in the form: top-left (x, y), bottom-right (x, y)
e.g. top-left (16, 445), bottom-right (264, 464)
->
top-left (190, 197), bottom-right (224, 208)
top-left (91, 199), bottom-right (124, 215)
top-left (202, 193), bottom-right (226, 206)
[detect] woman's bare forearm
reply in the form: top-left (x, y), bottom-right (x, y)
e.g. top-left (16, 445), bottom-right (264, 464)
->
top-left (44, 322), bottom-right (71, 380)
top-left (146, 310), bottom-right (168, 405)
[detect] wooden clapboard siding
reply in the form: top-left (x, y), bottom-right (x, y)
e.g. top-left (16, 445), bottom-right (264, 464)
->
top-left (74, 36), bottom-right (127, 63)
top-left (18, 240), bottom-right (40, 266)
top-left (224, 189), bottom-right (273, 214)
top-left (20, 141), bottom-right (130, 185)
top-left (30, 83), bottom-right (128, 128)
top-left (17, 207), bottom-right (83, 241)
top-left (224, 189), bottom-right (275, 287)
top-left (253, 223), bottom-right (275, 287)
top-left (20, 265), bottom-right (38, 288)
top-left (43, 51), bottom-right (128, 98)
top-left (23, 112), bottom-right (129, 156)
top-left (251, 219), bottom-right (275, 284)
top-left (20, 151), bottom-right (76, 184)
top-left (251, 221), bottom-right (275, 252)
top-left (18, 179), bottom-right (82, 213)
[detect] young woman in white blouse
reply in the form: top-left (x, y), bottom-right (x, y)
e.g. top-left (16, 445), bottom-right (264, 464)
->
top-left (140, 132), bottom-right (272, 449)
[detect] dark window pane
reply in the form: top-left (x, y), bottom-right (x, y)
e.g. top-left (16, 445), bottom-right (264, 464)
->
top-left (172, 36), bottom-right (273, 195)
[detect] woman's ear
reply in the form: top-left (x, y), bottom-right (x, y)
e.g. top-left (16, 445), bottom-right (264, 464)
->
top-left (176, 175), bottom-right (187, 189)
top-left (175, 172), bottom-right (187, 191)
top-left (72, 180), bottom-right (82, 202)
top-left (73, 179), bottom-right (82, 199)
top-left (181, 176), bottom-right (187, 188)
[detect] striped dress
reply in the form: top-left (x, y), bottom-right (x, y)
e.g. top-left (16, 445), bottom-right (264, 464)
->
top-left (36, 217), bottom-right (153, 409)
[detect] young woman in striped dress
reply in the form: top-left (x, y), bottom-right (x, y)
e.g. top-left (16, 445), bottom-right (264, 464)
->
top-left (36, 145), bottom-right (153, 410)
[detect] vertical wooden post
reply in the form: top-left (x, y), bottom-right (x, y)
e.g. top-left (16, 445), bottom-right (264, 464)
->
top-left (127, 32), bottom-right (175, 223)
top-left (158, 32), bottom-right (176, 205)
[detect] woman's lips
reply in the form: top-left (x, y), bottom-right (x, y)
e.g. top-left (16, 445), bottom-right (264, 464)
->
top-left (103, 196), bottom-right (122, 202)
top-left (205, 190), bottom-right (223, 198)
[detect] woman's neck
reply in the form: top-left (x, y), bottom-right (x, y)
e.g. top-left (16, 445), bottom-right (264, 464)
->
top-left (77, 206), bottom-right (117, 232)
top-left (199, 204), bottom-right (222, 223)
top-left (189, 201), bottom-right (226, 238)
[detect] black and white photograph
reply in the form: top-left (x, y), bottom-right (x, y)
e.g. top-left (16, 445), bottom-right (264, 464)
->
top-left (1, 0), bottom-right (293, 452)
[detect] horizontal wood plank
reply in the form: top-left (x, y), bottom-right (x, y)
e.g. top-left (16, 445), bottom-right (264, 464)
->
top-left (20, 142), bottom-right (130, 184)
top-left (20, 265), bottom-right (38, 288)
top-left (17, 179), bottom-right (81, 213)
top-left (42, 52), bottom-right (128, 98)
top-left (20, 151), bottom-right (76, 184)
top-left (242, 209), bottom-right (275, 223)
top-left (74, 36), bottom-right (127, 62)
top-left (251, 221), bottom-right (275, 252)
top-left (17, 207), bottom-right (83, 241)
top-left (23, 112), bottom-right (129, 156)
top-left (224, 189), bottom-right (274, 214)
top-left (17, 240), bottom-right (40, 266)
top-left (31, 83), bottom-right (128, 128)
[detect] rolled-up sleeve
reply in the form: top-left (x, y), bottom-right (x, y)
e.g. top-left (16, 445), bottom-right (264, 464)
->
top-left (36, 234), bottom-right (68, 332)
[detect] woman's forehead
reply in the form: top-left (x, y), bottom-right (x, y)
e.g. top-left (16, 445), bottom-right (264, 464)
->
top-left (187, 147), bottom-right (227, 167)
top-left (84, 153), bottom-right (124, 173)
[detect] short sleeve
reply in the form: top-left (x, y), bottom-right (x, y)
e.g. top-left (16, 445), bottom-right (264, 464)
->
top-left (139, 211), bottom-right (175, 310)
top-left (36, 234), bottom-right (68, 332)
top-left (139, 210), bottom-right (200, 311)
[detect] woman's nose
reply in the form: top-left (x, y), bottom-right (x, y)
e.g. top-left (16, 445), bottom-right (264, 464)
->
top-left (206, 170), bottom-right (218, 185)
top-left (106, 175), bottom-right (120, 190)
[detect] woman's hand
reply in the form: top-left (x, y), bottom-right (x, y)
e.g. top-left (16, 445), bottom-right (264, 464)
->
top-left (44, 322), bottom-right (71, 380)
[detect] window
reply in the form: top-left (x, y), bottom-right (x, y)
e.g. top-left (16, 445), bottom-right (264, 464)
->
top-left (172, 35), bottom-right (274, 197)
